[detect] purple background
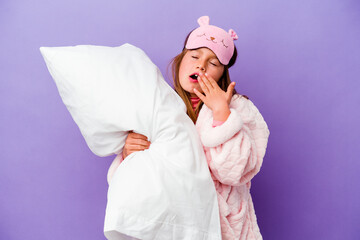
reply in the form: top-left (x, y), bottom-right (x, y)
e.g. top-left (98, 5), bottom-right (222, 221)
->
top-left (1, 0), bottom-right (359, 239)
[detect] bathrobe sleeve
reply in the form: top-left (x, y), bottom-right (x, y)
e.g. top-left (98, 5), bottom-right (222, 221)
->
top-left (196, 95), bottom-right (270, 186)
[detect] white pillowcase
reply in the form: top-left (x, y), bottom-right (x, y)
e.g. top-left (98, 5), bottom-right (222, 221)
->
top-left (40, 43), bottom-right (180, 157)
top-left (40, 44), bottom-right (221, 240)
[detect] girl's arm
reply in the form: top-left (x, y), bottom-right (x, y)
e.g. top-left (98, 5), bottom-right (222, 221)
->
top-left (197, 98), bottom-right (270, 186)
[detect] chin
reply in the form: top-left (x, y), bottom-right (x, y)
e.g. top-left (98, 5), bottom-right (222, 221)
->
top-left (184, 88), bottom-right (195, 95)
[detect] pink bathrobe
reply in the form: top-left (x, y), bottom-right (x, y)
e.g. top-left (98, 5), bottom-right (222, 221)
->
top-left (107, 94), bottom-right (270, 240)
top-left (195, 94), bottom-right (270, 240)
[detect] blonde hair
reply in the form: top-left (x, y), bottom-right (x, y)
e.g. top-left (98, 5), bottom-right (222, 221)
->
top-left (168, 32), bottom-right (248, 123)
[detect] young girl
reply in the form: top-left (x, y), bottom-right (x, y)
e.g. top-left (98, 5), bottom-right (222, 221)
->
top-left (108, 16), bottom-right (270, 240)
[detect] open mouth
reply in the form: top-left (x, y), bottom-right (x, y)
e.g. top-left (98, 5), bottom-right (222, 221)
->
top-left (189, 73), bottom-right (199, 81)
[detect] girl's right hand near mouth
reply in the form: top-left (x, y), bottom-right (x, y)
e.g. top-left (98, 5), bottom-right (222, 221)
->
top-left (122, 131), bottom-right (151, 159)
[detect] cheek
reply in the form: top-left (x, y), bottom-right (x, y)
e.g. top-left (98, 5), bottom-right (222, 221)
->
top-left (179, 60), bottom-right (189, 77)
top-left (178, 63), bottom-right (188, 87)
top-left (209, 68), bottom-right (224, 82)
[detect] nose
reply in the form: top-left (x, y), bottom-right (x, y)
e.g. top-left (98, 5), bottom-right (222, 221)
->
top-left (196, 61), bottom-right (206, 72)
top-left (197, 66), bottom-right (205, 71)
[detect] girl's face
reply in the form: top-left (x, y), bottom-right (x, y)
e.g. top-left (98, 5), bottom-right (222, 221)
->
top-left (179, 47), bottom-right (224, 97)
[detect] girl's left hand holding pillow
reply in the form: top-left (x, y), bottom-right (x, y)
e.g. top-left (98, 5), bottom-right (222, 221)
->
top-left (193, 72), bottom-right (236, 121)
top-left (122, 131), bottom-right (151, 159)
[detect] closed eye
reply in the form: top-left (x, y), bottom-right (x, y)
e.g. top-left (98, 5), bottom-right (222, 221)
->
top-left (221, 39), bottom-right (228, 48)
top-left (191, 56), bottom-right (199, 59)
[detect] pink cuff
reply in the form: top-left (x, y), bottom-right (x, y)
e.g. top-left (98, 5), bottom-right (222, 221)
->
top-left (107, 152), bottom-right (124, 184)
top-left (119, 152), bottom-right (125, 164)
top-left (212, 120), bottom-right (225, 127)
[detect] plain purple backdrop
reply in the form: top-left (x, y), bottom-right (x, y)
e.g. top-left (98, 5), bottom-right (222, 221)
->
top-left (1, 0), bottom-right (359, 239)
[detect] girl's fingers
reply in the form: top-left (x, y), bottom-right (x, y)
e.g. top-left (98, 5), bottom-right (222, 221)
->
top-left (199, 73), bottom-right (214, 89)
top-left (129, 132), bottom-right (148, 140)
top-left (226, 82), bottom-right (236, 103)
top-left (128, 138), bottom-right (150, 147)
top-left (227, 82), bottom-right (236, 94)
top-left (197, 76), bottom-right (210, 94)
top-left (128, 143), bottom-right (150, 151)
top-left (203, 73), bottom-right (217, 88)
top-left (132, 133), bottom-right (148, 139)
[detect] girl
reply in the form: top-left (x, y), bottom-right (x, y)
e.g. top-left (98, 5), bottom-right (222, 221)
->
top-left (108, 16), bottom-right (270, 240)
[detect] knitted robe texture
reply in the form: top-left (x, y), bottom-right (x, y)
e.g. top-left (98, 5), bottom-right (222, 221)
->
top-left (195, 94), bottom-right (270, 240)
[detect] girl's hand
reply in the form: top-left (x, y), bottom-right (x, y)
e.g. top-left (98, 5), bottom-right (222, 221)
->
top-left (193, 72), bottom-right (235, 113)
top-left (122, 131), bottom-right (151, 159)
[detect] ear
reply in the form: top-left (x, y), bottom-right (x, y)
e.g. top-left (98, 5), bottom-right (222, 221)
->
top-left (228, 29), bottom-right (238, 40)
top-left (197, 16), bottom-right (210, 26)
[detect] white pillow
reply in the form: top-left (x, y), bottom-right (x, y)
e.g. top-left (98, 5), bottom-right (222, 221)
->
top-left (40, 44), bottom-right (221, 240)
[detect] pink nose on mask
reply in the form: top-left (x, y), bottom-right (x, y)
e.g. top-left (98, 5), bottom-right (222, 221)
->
top-left (185, 16), bottom-right (238, 65)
